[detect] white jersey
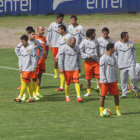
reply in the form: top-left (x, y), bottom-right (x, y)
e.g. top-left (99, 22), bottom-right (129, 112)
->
top-left (47, 22), bottom-right (67, 48)
top-left (17, 44), bottom-right (37, 72)
top-left (114, 40), bottom-right (136, 69)
top-left (68, 24), bottom-right (85, 46)
top-left (100, 54), bottom-right (117, 83)
top-left (135, 63), bottom-right (140, 81)
top-left (79, 38), bottom-right (100, 62)
top-left (97, 36), bottom-right (115, 56)
top-left (56, 33), bottom-right (71, 59)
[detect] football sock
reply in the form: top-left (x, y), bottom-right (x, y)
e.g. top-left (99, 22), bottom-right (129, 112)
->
top-left (75, 83), bottom-right (80, 97)
top-left (19, 81), bottom-right (27, 97)
top-left (32, 81), bottom-right (37, 95)
top-left (100, 107), bottom-right (104, 113)
top-left (54, 69), bottom-right (58, 75)
top-left (27, 82), bottom-right (33, 98)
top-left (65, 84), bottom-right (69, 97)
top-left (60, 73), bottom-right (64, 89)
top-left (87, 89), bottom-right (91, 94)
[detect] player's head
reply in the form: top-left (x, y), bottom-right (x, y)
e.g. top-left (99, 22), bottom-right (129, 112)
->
top-left (69, 37), bottom-right (76, 48)
top-left (26, 26), bottom-right (34, 34)
top-left (20, 35), bottom-right (28, 46)
top-left (37, 26), bottom-right (45, 36)
top-left (28, 29), bottom-right (35, 40)
top-left (86, 28), bottom-right (96, 40)
top-left (70, 15), bottom-right (77, 25)
top-left (121, 32), bottom-right (129, 42)
top-left (58, 25), bottom-right (66, 35)
top-left (56, 13), bottom-right (64, 23)
top-left (102, 27), bottom-right (109, 39)
top-left (106, 43), bottom-right (115, 54)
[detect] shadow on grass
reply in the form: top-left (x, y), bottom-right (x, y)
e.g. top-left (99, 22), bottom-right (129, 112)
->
top-left (40, 86), bottom-right (59, 89)
top-left (122, 112), bottom-right (140, 115)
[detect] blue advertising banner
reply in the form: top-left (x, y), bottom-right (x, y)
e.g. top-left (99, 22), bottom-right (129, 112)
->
top-left (0, 0), bottom-right (140, 16)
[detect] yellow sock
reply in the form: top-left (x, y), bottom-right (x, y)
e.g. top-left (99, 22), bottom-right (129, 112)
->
top-left (75, 83), bottom-right (80, 97)
top-left (60, 73), bottom-right (65, 88)
top-left (19, 81), bottom-right (27, 97)
top-left (87, 89), bottom-right (91, 94)
top-left (36, 86), bottom-right (40, 93)
top-left (96, 79), bottom-right (99, 88)
top-left (65, 84), bottom-right (69, 97)
top-left (54, 69), bottom-right (58, 75)
top-left (32, 81), bottom-right (37, 95)
top-left (27, 82), bottom-right (33, 98)
top-left (100, 107), bottom-right (104, 113)
top-left (115, 106), bottom-right (119, 110)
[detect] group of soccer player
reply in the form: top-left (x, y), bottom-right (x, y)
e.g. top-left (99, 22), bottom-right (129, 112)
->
top-left (14, 13), bottom-right (140, 117)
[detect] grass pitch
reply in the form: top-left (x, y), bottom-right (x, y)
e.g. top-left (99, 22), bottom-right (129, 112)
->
top-left (0, 44), bottom-right (140, 140)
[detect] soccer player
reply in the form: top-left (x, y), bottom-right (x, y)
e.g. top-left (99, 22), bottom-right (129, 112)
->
top-left (55, 25), bottom-right (71, 91)
top-left (99, 43), bottom-right (121, 116)
top-left (16, 26), bottom-right (34, 90)
top-left (68, 15), bottom-right (85, 46)
top-left (96, 27), bottom-right (115, 93)
top-left (58, 37), bottom-right (83, 102)
top-left (80, 29), bottom-right (100, 97)
top-left (14, 35), bottom-right (37, 103)
top-left (47, 13), bottom-right (66, 78)
top-left (115, 32), bottom-right (139, 98)
top-left (35, 26), bottom-right (49, 97)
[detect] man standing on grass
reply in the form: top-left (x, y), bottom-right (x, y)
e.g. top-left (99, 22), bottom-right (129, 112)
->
top-left (99, 43), bottom-right (121, 116)
top-left (14, 35), bottom-right (37, 103)
top-left (47, 13), bottom-right (66, 79)
top-left (115, 32), bottom-right (140, 99)
top-left (35, 26), bottom-right (49, 98)
top-left (80, 28), bottom-right (100, 97)
top-left (58, 37), bottom-right (83, 102)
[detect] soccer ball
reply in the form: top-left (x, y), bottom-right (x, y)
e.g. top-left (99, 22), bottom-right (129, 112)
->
top-left (103, 108), bottom-right (111, 117)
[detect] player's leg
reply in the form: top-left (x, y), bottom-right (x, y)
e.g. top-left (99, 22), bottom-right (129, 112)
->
top-left (120, 68), bottom-right (128, 99)
top-left (73, 70), bottom-right (83, 102)
top-left (26, 82), bottom-right (34, 103)
top-left (114, 95), bottom-right (121, 116)
top-left (84, 62), bottom-right (92, 96)
top-left (16, 73), bottom-right (22, 90)
top-left (129, 66), bottom-right (140, 98)
top-left (32, 78), bottom-right (39, 100)
top-left (52, 48), bottom-right (58, 78)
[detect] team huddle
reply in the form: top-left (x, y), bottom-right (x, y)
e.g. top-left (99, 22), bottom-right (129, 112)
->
top-left (14, 13), bottom-right (140, 117)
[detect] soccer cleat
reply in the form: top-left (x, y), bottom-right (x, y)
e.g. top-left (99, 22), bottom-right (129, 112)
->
top-left (33, 95), bottom-right (40, 101)
top-left (54, 74), bottom-right (58, 79)
top-left (116, 110), bottom-right (121, 116)
top-left (134, 92), bottom-right (140, 98)
top-left (16, 86), bottom-right (21, 90)
top-left (84, 92), bottom-right (91, 97)
top-left (26, 99), bottom-right (35, 103)
top-left (36, 92), bottom-right (43, 98)
top-left (22, 95), bottom-right (27, 102)
top-left (77, 97), bottom-right (83, 103)
top-left (93, 87), bottom-right (100, 93)
top-left (100, 112), bottom-right (104, 117)
top-left (54, 87), bottom-right (64, 91)
top-left (66, 97), bottom-right (71, 102)
top-left (80, 84), bottom-right (83, 89)
top-left (127, 90), bottom-right (133, 94)
top-left (14, 97), bottom-right (22, 102)
top-left (120, 96), bottom-right (128, 99)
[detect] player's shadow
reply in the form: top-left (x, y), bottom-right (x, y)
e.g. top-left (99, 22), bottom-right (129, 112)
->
top-left (41, 95), bottom-right (65, 102)
top-left (84, 97), bottom-right (99, 102)
top-left (121, 112), bottom-right (140, 115)
top-left (40, 86), bottom-right (59, 89)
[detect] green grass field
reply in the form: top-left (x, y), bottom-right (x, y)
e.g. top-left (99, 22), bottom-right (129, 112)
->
top-left (0, 44), bottom-right (140, 140)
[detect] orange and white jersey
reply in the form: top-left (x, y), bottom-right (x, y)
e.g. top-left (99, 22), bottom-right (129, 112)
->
top-left (35, 34), bottom-right (49, 64)
top-left (68, 24), bottom-right (85, 46)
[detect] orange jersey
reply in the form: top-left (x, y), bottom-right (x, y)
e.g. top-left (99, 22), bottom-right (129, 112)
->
top-left (35, 35), bottom-right (49, 64)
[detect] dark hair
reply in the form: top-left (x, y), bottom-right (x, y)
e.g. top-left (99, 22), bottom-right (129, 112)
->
top-left (121, 32), bottom-right (128, 39)
top-left (102, 27), bottom-right (109, 33)
top-left (71, 15), bottom-right (77, 21)
top-left (28, 29), bottom-right (35, 34)
top-left (106, 43), bottom-right (114, 51)
top-left (20, 35), bottom-right (28, 41)
top-left (26, 26), bottom-right (33, 32)
top-left (57, 13), bottom-right (64, 19)
top-left (86, 28), bottom-right (95, 38)
top-left (58, 25), bottom-right (66, 32)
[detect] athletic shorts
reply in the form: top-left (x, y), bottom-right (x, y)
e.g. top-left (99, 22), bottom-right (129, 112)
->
top-left (84, 61), bottom-right (100, 80)
top-left (100, 82), bottom-right (119, 96)
top-left (32, 67), bottom-right (39, 79)
top-left (52, 47), bottom-right (58, 59)
top-left (22, 71), bottom-right (32, 83)
top-left (38, 63), bottom-right (46, 74)
top-left (64, 70), bottom-right (79, 85)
